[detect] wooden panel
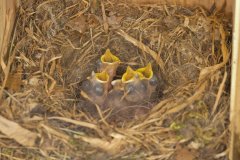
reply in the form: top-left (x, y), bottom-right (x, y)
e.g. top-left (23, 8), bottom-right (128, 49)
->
top-left (230, 0), bottom-right (240, 159)
top-left (0, 0), bottom-right (17, 69)
top-left (126, 0), bottom-right (233, 15)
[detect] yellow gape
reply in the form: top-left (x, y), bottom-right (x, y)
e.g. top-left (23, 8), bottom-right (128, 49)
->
top-left (136, 63), bottom-right (153, 80)
top-left (95, 71), bottom-right (109, 82)
top-left (121, 66), bottom-right (147, 103)
top-left (136, 63), bottom-right (157, 101)
top-left (98, 49), bottom-right (121, 89)
top-left (100, 49), bottom-right (120, 64)
top-left (81, 70), bottom-right (110, 106)
top-left (122, 66), bottom-right (137, 83)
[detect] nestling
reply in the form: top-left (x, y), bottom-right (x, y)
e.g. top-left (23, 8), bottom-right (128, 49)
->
top-left (136, 63), bottom-right (158, 99)
top-left (81, 71), bottom-right (110, 106)
top-left (96, 49), bottom-right (120, 88)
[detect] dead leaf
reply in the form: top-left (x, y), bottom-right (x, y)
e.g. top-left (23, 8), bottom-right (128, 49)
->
top-left (28, 76), bottom-right (41, 86)
top-left (175, 145), bottom-right (197, 160)
top-left (5, 65), bottom-right (23, 92)
top-left (66, 15), bottom-right (88, 33)
top-left (0, 115), bottom-right (38, 147)
top-left (77, 133), bottom-right (127, 155)
top-left (88, 14), bottom-right (101, 28)
top-left (107, 13), bottom-right (123, 29)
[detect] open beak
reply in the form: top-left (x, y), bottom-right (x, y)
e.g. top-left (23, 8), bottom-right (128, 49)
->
top-left (122, 66), bottom-right (138, 83)
top-left (95, 70), bottom-right (109, 83)
top-left (107, 66), bottom-right (136, 92)
top-left (136, 63), bottom-right (158, 86)
top-left (100, 49), bottom-right (120, 64)
top-left (121, 63), bottom-right (157, 103)
top-left (137, 63), bottom-right (157, 99)
top-left (120, 66), bottom-right (145, 103)
top-left (136, 63), bottom-right (153, 80)
top-left (98, 49), bottom-right (121, 83)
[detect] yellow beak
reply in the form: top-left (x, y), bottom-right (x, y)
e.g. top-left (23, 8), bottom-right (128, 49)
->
top-left (95, 71), bottom-right (109, 83)
top-left (100, 49), bottom-right (120, 64)
top-left (122, 66), bottom-right (136, 83)
top-left (122, 66), bottom-right (144, 83)
top-left (136, 63), bottom-right (153, 80)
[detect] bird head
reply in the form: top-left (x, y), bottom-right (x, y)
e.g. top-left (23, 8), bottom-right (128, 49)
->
top-left (81, 71), bottom-right (110, 106)
top-left (136, 63), bottom-right (158, 86)
top-left (100, 49), bottom-right (120, 64)
top-left (121, 66), bottom-right (147, 103)
top-left (136, 63), bottom-right (153, 80)
top-left (97, 49), bottom-right (121, 82)
top-left (122, 66), bottom-right (137, 83)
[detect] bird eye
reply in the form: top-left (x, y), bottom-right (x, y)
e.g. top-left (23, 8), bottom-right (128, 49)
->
top-left (149, 75), bottom-right (158, 86)
top-left (93, 83), bottom-right (104, 96)
top-left (96, 59), bottom-right (102, 68)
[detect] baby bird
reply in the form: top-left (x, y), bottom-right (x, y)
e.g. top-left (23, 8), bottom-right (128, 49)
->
top-left (104, 66), bottom-right (152, 120)
top-left (136, 63), bottom-right (158, 99)
top-left (107, 64), bottom-right (158, 107)
top-left (81, 71), bottom-right (109, 106)
top-left (105, 66), bottom-right (148, 109)
top-left (97, 49), bottom-right (121, 88)
top-left (121, 66), bottom-right (148, 103)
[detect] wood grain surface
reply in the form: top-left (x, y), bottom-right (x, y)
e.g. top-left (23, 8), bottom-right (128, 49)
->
top-left (126, 0), bottom-right (233, 15)
top-left (0, 0), bottom-right (16, 66)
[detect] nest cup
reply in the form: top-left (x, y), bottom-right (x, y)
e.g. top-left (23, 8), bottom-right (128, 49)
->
top-left (0, 0), bottom-right (232, 159)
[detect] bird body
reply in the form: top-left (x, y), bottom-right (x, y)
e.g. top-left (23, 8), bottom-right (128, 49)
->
top-left (136, 63), bottom-right (158, 99)
top-left (97, 49), bottom-right (120, 89)
top-left (80, 49), bottom-right (158, 120)
top-left (81, 71), bottom-right (109, 106)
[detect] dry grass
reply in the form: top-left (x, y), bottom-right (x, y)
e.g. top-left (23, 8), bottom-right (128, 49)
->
top-left (0, 0), bottom-right (231, 159)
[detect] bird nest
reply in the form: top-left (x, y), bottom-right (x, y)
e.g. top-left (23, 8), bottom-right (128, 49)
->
top-left (0, 0), bottom-right (231, 159)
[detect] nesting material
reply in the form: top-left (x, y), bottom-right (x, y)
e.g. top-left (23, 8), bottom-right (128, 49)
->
top-left (0, 0), bottom-right (231, 159)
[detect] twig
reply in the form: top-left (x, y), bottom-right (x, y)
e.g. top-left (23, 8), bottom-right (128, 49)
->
top-left (166, 81), bottom-right (207, 115)
top-left (48, 116), bottom-right (105, 137)
top-left (80, 91), bottom-right (109, 127)
top-left (116, 29), bottom-right (165, 74)
top-left (0, 86), bottom-right (24, 107)
top-left (95, 104), bottom-right (110, 127)
top-left (101, 0), bottom-right (108, 33)
top-left (211, 71), bottom-right (227, 115)
top-left (0, 153), bottom-right (25, 160)
top-left (41, 124), bottom-right (70, 142)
